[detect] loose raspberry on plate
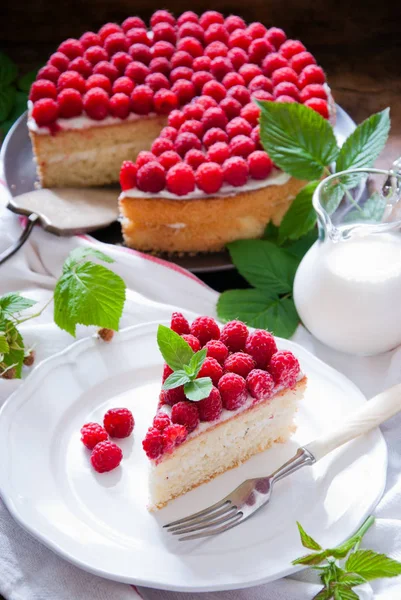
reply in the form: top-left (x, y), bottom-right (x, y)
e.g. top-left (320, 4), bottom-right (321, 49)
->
top-left (271, 67), bottom-right (298, 86)
top-left (199, 11), bottom-right (225, 30)
top-left (218, 372), bottom-right (247, 410)
top-left (273, 81), bottom-right (299, 100)
top-left (240, 103), bottom-right (260, 127)
top-left (104, 408), bottom-right (135, 438)
top-left (226, 116), bottom-right (252, 139)
top-left (248, 38), bottom-right (274, 64)
top-left (120, 160), bottom-right (137, 190)
top-left (228, 29), bottom-right (252, 51)
top-left (129, 43), bottom-right (152, 65)
top-left (162, 424), bottom-right (187, 452)
top-left (153, 412), bottom-right (171, 430)
top-left (227, 85), bottom-right (251, 106)
top-left (204, 41), bottom-right (228, 60)
top-left (247, 151), bottom-right (273, 179)
top-left (195, 162), bottom-right (224, 194)
top-left (224, 352), bottom-right (255, 378)
top-left (149, 57), bottom-right (171, 76)
top-left (265, 27), bottom-right (287, 49)
top-left (150, 9), bottom-right (176, 27)
top-left (197, 356), bottom-right (223, 385)
top-left (191, 316), bottom-right (220, 346)
top-left (37, 65), bottom-right (61, 83)
top-left (177, 37), bottom-right (204, 58)
top-left (32, 98), bottom-right (59, 126)
top-left (58, 38), bottom-right (84, 60)
top-left (205, 340), bottom-right (229, 365)
top-left (206, 142), bottom-right (230, 164)
top-left (151, 137), bottom-right (174, 156)
top-left (299, 84), bottom-right (327, 103)
top-left (269, 350), bottom-right (300, 387)
top-left (111, 52), bottom-right (132, 75)
top-left (181, 334), bottom-right (201, 352)
top-left (177, 11), bottom-right (199, 27)
top-left (166, 162), bottom-right (196, 195)
top-left (298, 64), bottom-right (325, 88)
top-left (304, 98), bottom-right (329, 119)
top-left (171, 79), bottom-right (196, 104)
top-left (245, 329), bottom-right (278, 368)
top-left (175, 132), bottom-right (202, 156)
top-left (98, 23), bottom-right (122, 42)
top-left (246, 369), bottom-right (274, 402)
top-left (160, 385), bottom-right (186, 406)
top-left (290, 51), bottom-right (316, 74)
top-left (136, 150), bottom-right (156, 168)
top-left (221, 320), bottom-right (249, 351)
top-left (225, 15), bottom-right (246, 34)
top-left (179, 119), bottom-right (203, 138)
top-left (261, 53), bottom-right (288, 77)
top-left (80, 31), bottom-right (102, 49)
top-left (229, 135), bottom-right (256, 158)
top-left (136, 161), bottom-right (166, 193)
top-left (104, 32), bottom-right (129, 55)
top-left (171, 312), bottom-right (190, 335)
top-left (205, 23), bottom-right (229, 45)
top-left (201, 106), bottom-right (228, 131)
top-left (86, 74), bottom-right (112, 94)
top-left (197, 386), bottom-right (223, 421)
top-left (81, 422), bottom-right (108, 450)
top-left (247, 22), bottom-right (267, 39)
top-left (153, 22), bottom-right (177, 45)
top-left (84, 46), bottom-right (109, 66)
top-left (91, 441), bottom-right (123, 472)
top-left (49, 52), bottom-right (70, 73)
top-left (162, 363), bottom-right (173, 383)
top-left (122, 16), bottom-right (146, 32)
top-left (57, 70), bottom-right (86, 93)
top-left (203, 128), bottom-right (228, 147)
top-left (223, 156), bottom-right (249, 186)
top-left (185, 149), bottom-right (206, 170)
top-left (280, 39), bottom-right (306, 59)
top-left (143, 427), bottom-right (164, 459)
top-left (153, 89), bottom-right (178, 114)
top-left (171, 401), bottom-right (200, 432)
top-left (29, 80), bottom-right (57, 103)
top-left (220, 96), bottom-right (242, 119)
top-left (171, 51), bottom-right (194, 69)
top-left (130, 84), bottom-right (153, 114)
top-left (70, 57), bottom-right (93, 78)
top-left (83, 87), bottom-right (109, 120)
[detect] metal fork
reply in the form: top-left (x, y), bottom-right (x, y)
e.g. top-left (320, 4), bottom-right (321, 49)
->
top-left (164, 384), bottom-right (401, 541)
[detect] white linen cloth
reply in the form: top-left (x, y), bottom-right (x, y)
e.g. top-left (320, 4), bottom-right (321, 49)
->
top-left (0, 181), bottom-right (401, 600)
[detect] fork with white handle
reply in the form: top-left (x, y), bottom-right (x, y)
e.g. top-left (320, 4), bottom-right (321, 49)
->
top-left (164, 383), bottom-right (401, 541)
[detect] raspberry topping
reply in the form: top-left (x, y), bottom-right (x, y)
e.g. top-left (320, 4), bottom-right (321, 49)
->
top-left (110, 92), bottom-right (131, 117)
top-left (247, 151), bottom-right (273, 179)
top-left (228, 29), bottom-right (252, 51)
top-left (246, 369), bottom-right (274, 402)
top-left (153, 22), bottom-right (177, 45)
top-left (171, 79), bottom-right (195, 104)
top-left (225, 16), bottom-right (246, 34)
top-left (86, 74), bottom-right (112, 94)
top-left (223, 156), bottom-right (249, 186)
top-left (171, 312), bottom-right (190, 335)
top-left (280, 39), bottom-right (306, 59)
top-left (32, 98), bottom-right (59, 126)
top-left (57, 71), bottom-right (86, 93)
top-left (166, 162), bottom-right (195, 195)
top-left (162, 363), bottom-right (173, 382)
top-left (126, 28), bottom-right (150, 47)
top-left (136, 161), bottom-right (166, 193)
top-left (266, 27), bottom-right (287, 49)
top-left (91, 441), bottom-right (123, 472)
top-left (160, 126), bottom-right (178, 141)
top-left (228, 47), bottom-right (248, 70)
top-left (247, 22), bottom-right (267, 39)
top-left (226, 116), bottom-right (252, 139)
top-left (160, 386), bottom-right (186, 406)
top-left (190, 316), bottom-right (220, 346)
top-left (57, 88), bottom-right (84, 118)
top-left (136, 150), bottom-right (156, 167)
top-left (83, 87), bottom-right (109, 120)
top-left (210, 57), bottom-right (233, 81)
top-left (130, 84), bottom-right (154, 114)
top-left (84, 46), bottom-right (108, 65)
top-left (149, 57), bottom-right (171, 76)
top-left (29, 80), bottom-right (57, 103)
top-left (181, 334), bottom-right (201, 352)
top-left (112, 52), bottom-right (133, 74)
top-left (129, 43), bottom-right (152, 64)
top-left (80, 422), bottom-right (108, 449)
top-left (229, 135), bottom-right (255, 158)
top-left (205, 23), bottom-right (229, 45)
top-left (204, 41), bottom-right (228, 60)
top-left (206, 142), bottom-right (230, 164)
top-left (248, 38), bottom-right (274, 64)
top-left (197, 356), bottom-right (223, 385)
top-left (271, 67), bottom-right (298, 86)
top-left (126, 61), bottom-right (150, 84)
top-left (175, 132), bottom-right (202, 156)
top-left (177, 37), bottom-right (204, 58)
top-left (70, 57), bottom-right (93, 78)
top-left (177, 12), bottom-right (199, 27)
top-left (299, 84), bottom-right (327, 103)
top-left (227, 85), bottom-right (251, 106)
top-left (220, 96), bottom-right (242, 119)
top-left (245, 329), bottom-right (278, 368)
top-left (99, 23), bottom-right (122, 42)
top-left (298, 65), bottom-right (326, 88)
top-left (151, 137), bottom-right (174, 156)
top-left (49, 52), bottom-right (70, 72)
top-left (58, 38), bottom-right (84, 60)
top-left (304, 98), bottom-right (329, 119)
top-left (291, 51), bottom-right (316, 74)
top-left (222, 72), bottom-right (245, 89)
top-left (171, 51), bottom-right (194, 69)
top-left (197, 387), bottom-right (223, 421)
top-left (202, 80), bottom-right (226, 102)
top-left (150, 10), bottom-right (176, 28)
top-left (185, 149), bottom-right (206, 170)
top-left (80, 31), bottom-right (102, 49)
top-left (224, 352), bottom-right (256, 378)
top-left (122, 17), bottom-right (146, 32)
top-left (162, 424), bottom-right (187, 452)
top-left (104, 32), bottom-right (129, 55)
top-left (143, 427), bottom-right (164, 459)
top-left (120, 160), bottom-right (137, 190)
top-left (37, 65), bottom-right (61, 83)
top-left (240, 102), bottom-right (260, 127)
top-left (220, 320), bottom-right (249, 351)
top-left (154, 89), bottom-right (178, 114)
top-left (274, 81), bottom-right (299, 100)
top-left (269, 350), bottom-right (300, 387)
top-left (201, 106), bottom-right (228, 131)
top-left (171, 401), bottom-right (200, 432)
top-left (204, 340), bottom-right (229, 365)
top-left (203, 128), bottom-right (228, 147)
top-left (195, 162), bottom-right (224, 194)
top-left (218, 372), bottom-right (247, 410)
top-left (192, 70), bottom-right (214, 93)
top-left (192, 55), bottom-right (212, 71)
top-left (179, 119), bottom-right (204, 138)
top-left (199, 11), bottom-right (225, 30)
top-left (262, 52), bottom-right (288, 76)
top-left (103, 408), bottom-right (135, 438)
top-left (153, 412), bottom-right (171, 430)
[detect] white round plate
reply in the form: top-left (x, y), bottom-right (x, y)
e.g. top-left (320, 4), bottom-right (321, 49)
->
top-left (0, 322), bottom-right (387, 592)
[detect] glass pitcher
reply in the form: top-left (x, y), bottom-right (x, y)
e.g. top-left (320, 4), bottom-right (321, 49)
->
top-left (293, 164), bottom-right (401, 355)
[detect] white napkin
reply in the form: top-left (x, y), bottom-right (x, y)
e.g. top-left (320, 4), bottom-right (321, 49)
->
top-left (0, 183), bottom-right (401, 600)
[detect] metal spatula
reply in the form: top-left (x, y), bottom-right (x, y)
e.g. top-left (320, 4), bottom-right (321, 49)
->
top-left (0, 187), bottom-right (119, 265)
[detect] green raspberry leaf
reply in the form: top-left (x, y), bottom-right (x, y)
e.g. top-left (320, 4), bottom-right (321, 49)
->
top-left (0, 293), bottom-right (37, 317)
top-left (296, 521), bottom-right (323, 551)
top-left (337, 573), bottom-right (366, 587)
top-left (184, 377), bottom-right (213, 401)
top-left (343, 192), bottom-right (387, 224)
top-left (0, 53), bottom-right (18, 85)
top-left (333, 587), bottom-right (359, 600)
top-left (63, 247), bottom-right (114, 272)
top-left (188, 347), bottom-right (207, 378)
top-left (285, 229), bottom-right (318, 260)
top-left (345, 549), bottom-right (401, 581)
top-left (0, 85), bottom-right (16, 122)
top-left (0, 317), bottom-right (25, 378)
top-left (257, 100), bottom-right (339, 180)
top-left (292, 551), bottom-right (329, 566)
top-left (263, 221), bottom-right (280, 242)
top-left (278, 181), bottom-right (319, 243)
top-left (163, 369), bottom-right (191, 390)
top-left (0, 332), bottom-right (9, 355)
top-left (157, 324), bottom-right (194, 371)
top-left (312, 589), bottom-right (333, 600)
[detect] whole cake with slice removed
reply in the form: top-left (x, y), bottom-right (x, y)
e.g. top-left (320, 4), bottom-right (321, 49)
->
top-left (143, 313), bottom-right (306, 509)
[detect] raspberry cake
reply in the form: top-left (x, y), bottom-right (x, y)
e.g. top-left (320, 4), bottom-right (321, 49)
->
top-left (28, 11), bottom-right (332, 253)
top-left (143, 314), bottom-right (306, 509)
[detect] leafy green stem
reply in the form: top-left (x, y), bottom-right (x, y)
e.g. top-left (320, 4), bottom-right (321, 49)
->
top-left (15, 295), bottom-right (54, 325)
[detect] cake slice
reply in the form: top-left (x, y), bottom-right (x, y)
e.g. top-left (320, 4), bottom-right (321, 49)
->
top-left (142, 314), bottom-right (306, 509)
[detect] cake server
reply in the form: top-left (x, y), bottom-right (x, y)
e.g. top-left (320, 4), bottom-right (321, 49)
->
top-left (0, 187), bottom-right (119, 266)
top-left (165, 383), bottom-right (401, 541)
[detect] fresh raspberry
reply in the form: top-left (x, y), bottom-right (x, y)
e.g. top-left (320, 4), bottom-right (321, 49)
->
top-left (304, 98), bottom-right (329, 118)
top-left (86, 74), bottom-right (112, 94)
top-left (179, 119), bottom-right (204, 138)
top-left (269, 350), bottom-right (300, 387)
top-left (84, 46), bottom-right (109, 66)
top-left (49, 52), bottom-right (70, 72)
top-left (248, 151), bottom-right (273, 179)
top-left (57, 70), bottom-right (86, 93)
top-left (185, 149), bottom-right (206, 170)
top-left (190, 316), bottom-right (220, 346)
top-left (162, 364), bottom-right (174, 382)
top-left (129, 43), bottom-right (152, 65)
top-left (91, 441), bottom-right (122, 472)
top-left (298, 65), bottom-right (326, 88)
top-left (218, 372), bottom-right (247, 410)
top-left (182, 334), bottom-right (201, 352)
top-left (136, 161), bottom-right (166, 193)
top-left (197, 356), bottom-right (223, 385)
top-left (170, 66), bottom-right (193, 83)
top-left (175, 132), bottom-right (201, 156)
top-left (112, 76), bottom-right (134, 95)
top-left (177, 11), bottom-right (199, 26)
top-left (271, 67), bottom-right (298, 87)
top-left (176, 37), bottom-right (204, 58)
top-left (192, 71), bottom-right (214, 93)
top-left (204, 340), bottom-right (229, 365)
top-left (225, 15), bottom-right (246, 34)
top-left (202, 81), bottom-right (226, 103)
top-left (153, 22), bottom-right (177, 45)
top-left (58, 38), bottom-right (84, 59)
top-left (98, 23), bottom-right (122, 42)
top-left (223, 156), bottom-right (249, 186)
top-left (104, 32), bottom-right (129, 55)
top-left (151, 137), bottom-right (174, 156)
top-left (247, 22), bottom-right (267, 39)
top-left (246, 369), bottom-right (274, 402)
top-left (204, 23), bottom-right (229, 45)
top-left (249, 75), bottom-right (273, 94)
top-left (37, 65), bottom-right (60, 83)
top-left (265, 27), bottom-right (287, 50)
top-left (227, 85), bottom-right (250, 106)
top-left (248, 38), bottom-right (274, 64)
top-left (197, 387), bottom-right (223, 421)
top-left (192, 56), bottom-right (212, 71)
top-left (222, 72), bottom-right (245, 89)
top-left (149, 57), bottom-right (171, 76)
top-left (120, 160), bottom-right (137, 190)
top-left (229, 135), bottom-right (255, 158)
top-left (224, 352), bottom-right (256, 378)
top-left (160, 126), bottom-right (178, 141)
top-left (220, 96), bottom-right (242, 119)
top-left (58, 88), bottom-right (83, 118)
top-left (299, 84), bottom-right (327, 103)
top-left (226, 116), bottom-right (252, 139)
top-left (220, 321), bottom-right (249, 351)
top-left (130, 84), bottom-right (153, 114)
top-left (171, 312), bottom-right (190, 335)
top-left (31, 98), bottom-right (59, 126)
top-left (153, 412), bottom-right (171, 430)
top-left (245, 329), bottom-right (278, 368)
top-left (171, 79), bottom-right (195, 104)
top-left (126, 28), bottom-right (150, 47)
top-left (150, 9), bottom-right (176, 27)
top-left (80, 31), bottom-right (102, 49)
top-left (104, 407), bottom-right (134, 438)
top-left (160, 385), bottom-right (186, 406)
top-left (203, 128), bottom-right (228, 147)
top-left (238, 64), bottom-right (262, 86)
top-left (136, 150), bottom-right (156, 168)
top-left (166, 162), bottom-right (195, 195)
top-left (162, 424), bottom-right (187, 452)
top-left (274, 81), bottom-right (299, 100)
top-left (290, 51), bottom-right (316, 74)
top-left (152, 41), bottom-right (175, 60)
top-left (111, 52), bottom-right (132, 75)
top-left (142, 427), bottom-right (164, 459)
top-left (182, 102), bottom-right (204, 120)
top-left (210, 57), bottom-right (233, 81)
top-left (228, 29), bottom-right (252, 51)
top-left (125, 61), bottom-right (150, 84)
top-left (240, 102), bottom-right (260, 127)
top-left (171, 51), bottom-right (194, 69)
top-left (204, 41), bottom-right (228, 60)
top-left (83, 87), bottom-right (109, 119)
top-left (171, 401), bottom-right (200, 432)
top-left (228, 47), bottom-right (248, 70)
top-left (80, 422), bottom-right (108, 449)
top-left (197, 95), bottom-right (218, 109)
top-left (206, 142), bottom-right (230, 164)
top-left (195, 161), bottom-right (224, 194)
top-left (280, 40), bottom-right (306, 59)
top-left (69, 57), bottom-right (92, 78)
top-left (199, 11), bottom-right (224, 30)
top-left (201, 106), bottom-right (228, 130)
top-left (122, 16), bottom-right (146, 32)
top-left (29, 80), bottom-right (57, 102)
top-left (168, 109), bottom-right (185, 129)
top-left (178, 23), bottom-right (204, 43)
top-left (262, 53), bottom-right (288, 76)
top-left (153, 89), bottom-right (178, 114)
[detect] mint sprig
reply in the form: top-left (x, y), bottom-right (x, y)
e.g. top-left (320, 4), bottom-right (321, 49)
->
top-left (157, 325), bottom-right (212, 401)
top-left (292, 516), bottom-right (401, 599)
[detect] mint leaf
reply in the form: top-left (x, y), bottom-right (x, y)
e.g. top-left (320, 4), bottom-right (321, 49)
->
top-left (163, 369), bottom-right (191, 390)
top-left (345, 550), bottom-right (401, 580)
top-left (0, 53), bottom-right (18, 85)
top-left (0, 85), bottom-right (16, 121)
top-left (18, 69), bottom-right (38, 92)
top-left (54, 253), bottom-right (126, 336)
top-left (333, 587), bottom-right (359, 600)
top-left (343, 192), bottom-right (386, 224)
top-left (184, 377), bottom-right (213, 401)
top-left (157, 324), bottom-right (194, 371)
top-left (336, 109), bottom-right (390, 173)
top-left (278, 181), bottom-right (319, 243)
top-left (0, 293), bottom-right (37, 316)
top-left (338, 573), bottom-right (366, 587)
top-left (257, 101), bottom-right (339, 180)
top-left (188, 347), bottom-right (207, 378)
top-left (0, 317), bottom-right (25, 378)
top-left (286, 229), bottom-right (318, 260)
top-left (292, 551), bottom-right (329, 566)
top-left (297, 521), bottom-right (322, 551)
top-left (0, 333), bottom-right (9, 355)
top-left (227, 239), bottom-right (298, 294)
